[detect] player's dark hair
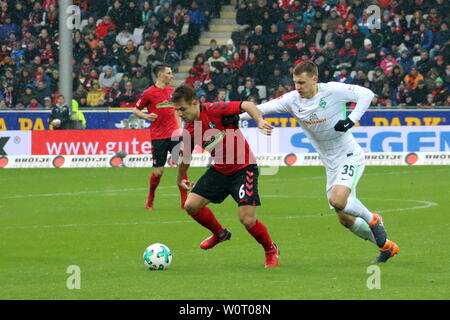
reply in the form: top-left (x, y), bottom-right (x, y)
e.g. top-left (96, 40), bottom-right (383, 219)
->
top-left (294, 61), bottom-right (318, 77)
top-left (172, 85), bottom-right (197, 104)
top-left (153, 63), bottom-right (171, 76)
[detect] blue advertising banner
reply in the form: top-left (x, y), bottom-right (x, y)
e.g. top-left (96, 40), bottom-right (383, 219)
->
top-left (0, 109), bottom-right (448, 130)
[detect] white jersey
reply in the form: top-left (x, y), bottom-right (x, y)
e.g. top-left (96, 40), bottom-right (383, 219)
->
top-left (241, 82), bottom-right (375, 170)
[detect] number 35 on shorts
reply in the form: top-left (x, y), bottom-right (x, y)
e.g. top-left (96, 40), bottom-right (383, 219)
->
top-left (341, 165), bottom-right (355, 177)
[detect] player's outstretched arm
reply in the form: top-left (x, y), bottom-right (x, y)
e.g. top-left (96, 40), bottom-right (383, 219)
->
top-left (241, 101), bottom-right (274, 135)
top-left (239, 93), bottom-right (291, 121)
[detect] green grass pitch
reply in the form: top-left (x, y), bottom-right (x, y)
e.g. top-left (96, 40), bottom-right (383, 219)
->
top-left (0, 166), bottom-right (449, 300)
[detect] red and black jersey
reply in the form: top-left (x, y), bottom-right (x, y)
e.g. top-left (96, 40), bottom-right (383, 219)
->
top-left (136, 85), bottom-right (179, 140)
top-left (184, 101), bottom-right (256, 175)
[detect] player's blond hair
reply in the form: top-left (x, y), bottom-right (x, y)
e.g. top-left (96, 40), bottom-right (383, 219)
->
top-left (294, 61), bottom-right (318, 78)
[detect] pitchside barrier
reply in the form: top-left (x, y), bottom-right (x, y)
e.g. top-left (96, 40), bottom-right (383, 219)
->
top-left (0, 109), bottom-right (449, 130)
top-left (0, 126), bottom-right (449, 168)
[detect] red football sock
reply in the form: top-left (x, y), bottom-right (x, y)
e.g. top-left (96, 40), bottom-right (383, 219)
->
top-left (147, 173), bottom-right (161, 202)
top-left (179, 172), bottom-right (188, 208)
top-left (189, 207), bottom-right (223, 235)
top-left (246, 219), bottom-right (274, 252)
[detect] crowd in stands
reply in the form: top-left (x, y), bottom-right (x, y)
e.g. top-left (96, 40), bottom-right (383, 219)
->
top-left (0, 0), bottom-right (223, 109)
top-left (0, 0), bottom-right (448, 111)
top-left (184, 0), bottom-right (450, 108)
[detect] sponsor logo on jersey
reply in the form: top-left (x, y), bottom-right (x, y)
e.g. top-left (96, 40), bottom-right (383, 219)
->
top-left (203, 131), bottom-right (226, 152)
top-left (303, 113), bottom-right (327, 125)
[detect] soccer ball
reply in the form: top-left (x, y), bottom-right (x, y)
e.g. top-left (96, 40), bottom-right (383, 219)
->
top-left (143, 243), bottom-right (172, 270)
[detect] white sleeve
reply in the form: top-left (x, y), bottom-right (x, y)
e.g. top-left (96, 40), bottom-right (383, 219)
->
top-left (326, 82), bottom-right (375, 123)
top-left (239, 93), bottom-right (291, 120)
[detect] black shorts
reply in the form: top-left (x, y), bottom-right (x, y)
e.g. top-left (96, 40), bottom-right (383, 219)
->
top-left (152, 137), bottom-right (182, 167)
top-left (191, 165), bottom-right (261, 207)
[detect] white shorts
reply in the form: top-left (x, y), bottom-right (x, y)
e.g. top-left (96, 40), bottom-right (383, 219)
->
top-left (326, 156), bottom-right (365, 209)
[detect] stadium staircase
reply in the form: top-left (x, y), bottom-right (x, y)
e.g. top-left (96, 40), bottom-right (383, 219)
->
top-left (173, 1), bottom-right (237, 85)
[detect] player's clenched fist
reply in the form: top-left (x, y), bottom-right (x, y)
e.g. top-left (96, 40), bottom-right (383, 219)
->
top-left (334, 118), bottom-right (354, 132)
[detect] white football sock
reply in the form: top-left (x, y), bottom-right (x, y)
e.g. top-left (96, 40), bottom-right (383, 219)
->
top-left (343, 197), bottom-right (373, 224)
top-left (349, 217), bottom-right (376, 245)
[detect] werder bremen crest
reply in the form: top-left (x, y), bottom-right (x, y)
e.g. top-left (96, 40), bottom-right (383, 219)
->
top-left (319, 98), bottom-right (327, 109)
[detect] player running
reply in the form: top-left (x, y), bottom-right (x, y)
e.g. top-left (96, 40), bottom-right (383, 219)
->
top-left (240, 61), bottom-right (399, 263)
top-left (172, 85), bottom-right (280, 268)
top-left (134, 64), bottom-right (187, 210)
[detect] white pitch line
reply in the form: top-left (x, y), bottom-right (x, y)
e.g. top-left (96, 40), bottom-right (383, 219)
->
top-left (0, 186), bottom-right (175, 200)
top-left (264, 168), bottom-right (450, 183)
top-left (0, 197), bottom-right (438, 230)
top-left (1, 167), bottom-right (447, 200)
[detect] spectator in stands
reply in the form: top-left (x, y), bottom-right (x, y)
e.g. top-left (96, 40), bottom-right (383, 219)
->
top-left (398, 49), bottom-right (414, 75)
top-left (334, 65), bottom-right (353, 84)
top-left (240, 51), bottom-right (259, 84)
top-left (425, 68), bottom-right (440, 92)
top-left (325, 8), bottom-right (340, 33)
top-left (207, 49), bottom-right (227, 72)
top-left (228, 51), bottom-right (245, 75)
top-left (281, 24), bottom-right (300, 56)
top-left (124, 1), bottom-right (141, 30)
top-left (315, 23), bottom-right (333, 51)
top-left (193, 80), bottom-right (205, 99)
top-left (379, 50), bottom-right (398, 75)
top-left (96, 16), bottom-right (117, 39)
top-left (0, 17), bottom-right (18, 40)
top-left (87, 80), bottom-right (105, 107)
top-left (99, 66), bottom-right (116, 89)
top-left (247, 25), bottom-right (265, 49)
top-left (205, 39), bottom-right (220, 60)
top-left (261, 23), bottom-right (279, 50)
top-left (74, 84), bottom-right (88, 104)
top-left (131, 69), bottom-right (151, 93)
top-left (34, 81), bottom-right (52, 105)
top-left (388, 65), bottom-right (404, 89)
top-left (108, 0), bottom-right (126, 30)
top-left (367, 27), bottom-right (383, 50)
top-left (224, 82), bottom-right (240, 101)
top-left (372, 67), bottom-right (388, 95)
top-left (191, 53), bottom-right (205, 77)
top-left (412, 80), bottom-right (429, 106)
top-left (236, 1), bottom-right (251, 32)
top-left (412, 23), bottom-right (434, 53)
top-left (433, 56), bottom-right (446, 78)
top-left (184, 69), bottom-right (200, 88)
top-left (27, 97), bottom-right (43, 110)
top-left (432, 22), bottom-right (449, 58)
top-left (404, 66), bottom-right (424, 90)
top-left (205, 82), bottom-right (218, 102)
top-left (240, 78), bottom-right (260, 103)
top-left (432, 77), bottom-right (449, 105)
top-left (119, 81), bottom-right (139, 108)
top-left (188, 1), bottom-right (207, 31)
top-left (336, 38), bottom-right (357, 68)
top-left (104, 81), bottom-right (122, 108)
top-left (416, 50), bottom-right (434, 76)
top-left (116, 25), bottom-right (135, 47)
top-left (355, 38), bottom-right (377, 73)
top-left (82, 16), bottom-right (97, 36)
